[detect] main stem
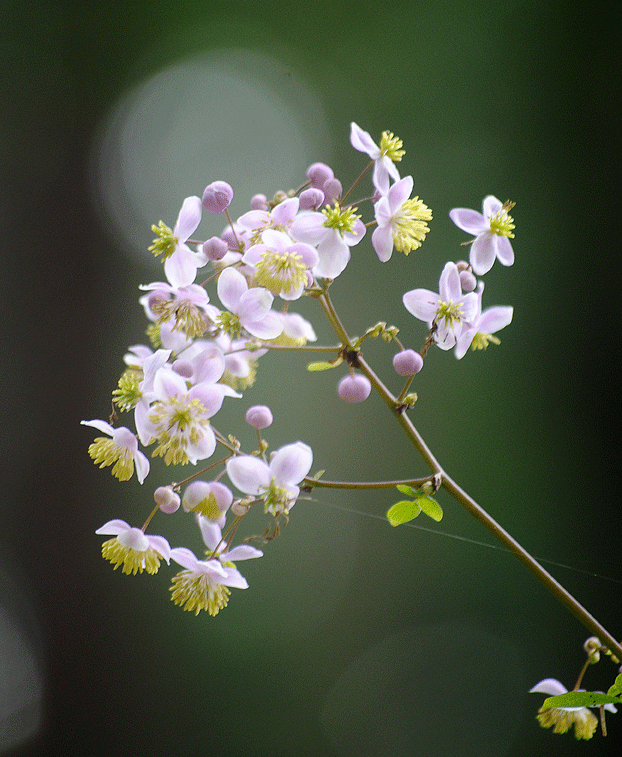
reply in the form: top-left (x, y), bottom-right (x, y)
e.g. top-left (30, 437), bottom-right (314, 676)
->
top-left (318, 292), bottom-right (622, 659)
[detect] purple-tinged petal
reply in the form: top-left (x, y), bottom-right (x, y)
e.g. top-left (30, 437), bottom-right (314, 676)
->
top-left (469, 233), bottom-right (496, 275)
top-left (371, 225), bottom-right (394, 262)
top-left (154, 368), bottom-right (188, 401)
top-left (186, 427), bottom-right (217, 464)
top-left (237, 287), bottom-right (273, 323)
top-left (243, 311), bottom-right (283, 340)
top-left (439, 262), bottom-right (462, 301)
top-left (478, 306), bottom-right (513, 334)
top-left (529, 678), bottom-right (567, 696)
top-left (494, 235), bottom-right (515, 267)
top-left (226, 455), bottom-right (271, 495)
top-left (449, 208), bottom-right (487, 235)
top-left (271, 197), bottom-right (299, 226)
top-left (343, 218), bottom-right (366, 246)
top-left (350, 122), bottom-right (380, 158)
top-left (314, 234), bottom-right (351, 279)
top-left (191, 344), bottom-right (225, 385)
top-left (270, 442), bottom-right (313, 486)
top-left (96, 519), bottom-right (130, 535)
top-left (403, 288), bottom-right (439, 322)
top-left (290, 212), bottom-right (328, 245)
top-left (198, 518), bottom-right (223, 551)
top-left (217, 267), bottom-right (247, 311)
top-left (459, 291), bottom-right (479, 324)
top-left (147, 535), bottom-right (171, 562)
top-left (218, 567), bottom-right (249, 589)
top-left (173, 196), bottom-right (202, 242)
top-left (225, 544), bottom-right (263, 561)
top-left (81, 419), bottom-right (115, 436)
top-left (387, 175), bottom-right (413, 209)
top-left (455, 329), bottom-right (476, 359)
top-left (482, 194), bottom-right (502, 219)
top-left (133, 449), bottom-right (150, 484)
top-left (170, 547), bottom-right (201, 571)
top-left (164, 244), bottom-right (201, 288)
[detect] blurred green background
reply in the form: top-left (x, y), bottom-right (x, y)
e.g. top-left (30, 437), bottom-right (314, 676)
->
top-left (2, 1), bottom-right (620, 755)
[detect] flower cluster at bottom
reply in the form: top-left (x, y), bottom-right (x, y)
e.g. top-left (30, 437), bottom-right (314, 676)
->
top-left (94, 434), bottom-right (313, 616)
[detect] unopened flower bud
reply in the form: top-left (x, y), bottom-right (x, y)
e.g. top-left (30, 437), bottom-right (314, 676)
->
top-left (231, 501), bottom-right (251, 516)
top-left (307, 162), bottom-right (334, 189)
top-left (245, 405), bottom-right (273, 429)
top-left (154, 486), bottom-right (181, 514)
top-left (299, 187), bottom-right (325, 211)
top-left (584, 636), bottom-right (602, 663)
top-left (323, 178), bottom-right (342, 203)
top-left (172, 359), bottom-right (194, 378)
top-left (202, 235), bottom-right (229, 261)
top-left (393, 349), bottom-right (423, 376)
top-left (202, 181), bottom-right (233, 214)
top-left (251, 193), bottom-right (268, 210)
top-left (338, 374), bottom-right (371, 403)
top-left (459, 269), bottom-right (477, 292)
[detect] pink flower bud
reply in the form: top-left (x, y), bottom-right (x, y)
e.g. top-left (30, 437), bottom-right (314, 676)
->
top-left (245, 405), bottom-right (273, 429)
top-left (202, 235), bottom-right (229, 261)
top-left (307, 162), bottom-right (334, 189)
top-left (154, 486), bottom-right (181, 514)
top-left (202, 181), bottom-right (233, 214)
top-left (338, 374), bottom-right (371, 403)
top-left (251, 194), bottom-right (268, 210)
top-left (392, 349), bottom-right (423, 376)
top-left (459, 269), bottom-right (477, 292)
top-left (299, 187), bottom-right (325, 211)
top-left (323, 178), bottom-right (342, 204)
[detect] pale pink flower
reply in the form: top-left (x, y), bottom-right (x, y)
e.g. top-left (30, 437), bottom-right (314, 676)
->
top-left (449, 195), bottom-right (515, 275)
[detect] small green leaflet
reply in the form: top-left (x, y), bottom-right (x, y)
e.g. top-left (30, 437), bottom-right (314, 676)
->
top-left (543, 691), bottom-right (622, 709)
top-left (307, 357), bottom-right (343, 371)
top-left (387, 500), bottom-right (421, 526)
top-left (608, 672), bottom-right (622, 698)
top-left (387, 491), bottom-right (443, 526)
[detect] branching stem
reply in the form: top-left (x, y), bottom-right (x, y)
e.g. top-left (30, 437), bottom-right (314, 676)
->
top-left (317, 290), bottom-right (622, 659)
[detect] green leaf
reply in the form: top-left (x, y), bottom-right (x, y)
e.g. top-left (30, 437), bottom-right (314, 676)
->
top-left (395, 484), bottom-right (418, 498)
top-left (387, 500), bottom-right (421, 526)
top-left (543, 691), bottom-right (622, 709)
top-left (417, 495), bottom-right (443, 522)
top-left (307, 358), bottom-right (342, 371)
top-left (607, 673), bottom-right (622, 697)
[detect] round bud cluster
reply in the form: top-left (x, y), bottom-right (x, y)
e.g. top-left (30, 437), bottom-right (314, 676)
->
top-left (392, 350), bottom-right (423, 377)
top-left (338, 374), bottom-right (371, 403)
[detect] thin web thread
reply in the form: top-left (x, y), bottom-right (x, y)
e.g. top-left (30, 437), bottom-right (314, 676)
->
top-left (300, 496), bottom-right (622, 586)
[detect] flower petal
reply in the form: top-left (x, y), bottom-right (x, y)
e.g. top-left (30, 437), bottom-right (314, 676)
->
top-left (226, 455), bottom-right (271, 495)
top-left (270, 442), bottom-right (313, 486)
top-left (173, 196), bottom-right (202, 242)
top-left (449, 208), bottom-right (487, 235)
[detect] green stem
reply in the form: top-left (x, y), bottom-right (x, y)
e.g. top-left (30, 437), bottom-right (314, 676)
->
top-left (318, 291), bottom-right (622, 659)
top-left (304, 474), bottom-right (439, 490)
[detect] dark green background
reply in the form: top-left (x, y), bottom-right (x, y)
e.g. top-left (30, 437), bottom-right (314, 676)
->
top-left (2, 1), bottom-right (620, 755)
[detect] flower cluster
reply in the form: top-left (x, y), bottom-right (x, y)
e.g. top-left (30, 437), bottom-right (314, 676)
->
top-left (84, 122), bottom-right (515, 615)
